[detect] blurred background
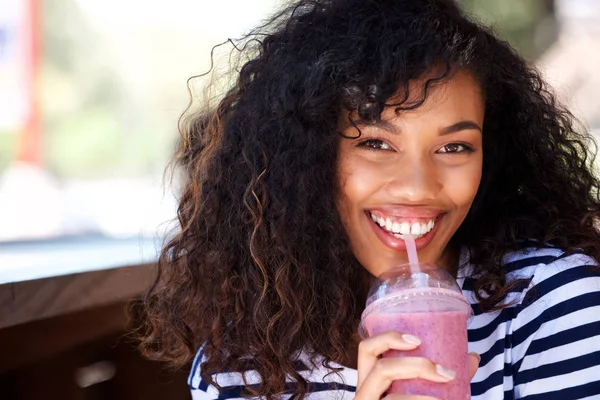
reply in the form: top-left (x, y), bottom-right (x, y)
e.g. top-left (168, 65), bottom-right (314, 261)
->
top-left (0, 0), bottom-right (598, 399)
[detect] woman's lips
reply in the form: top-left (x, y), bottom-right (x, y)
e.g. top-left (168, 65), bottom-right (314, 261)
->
top-left (369, 206), bottom-right (444, 219)
top-left (366, 211), bottom-right (444, 252)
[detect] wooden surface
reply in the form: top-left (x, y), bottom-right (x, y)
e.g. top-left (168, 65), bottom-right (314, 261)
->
top-left (0, 238), bottom-right (187, 399)
top-left (0, 300), bottom-right (190, 400)
top-left (0, 263), bottom-right (155, 329)
top-left (0, 302), bottom-right (129, 374)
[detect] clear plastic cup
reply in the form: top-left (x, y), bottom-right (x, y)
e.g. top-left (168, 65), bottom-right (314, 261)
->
top-left (358, 263), bottom-right (473, 399)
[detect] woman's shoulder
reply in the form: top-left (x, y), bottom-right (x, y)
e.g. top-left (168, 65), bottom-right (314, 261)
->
top-left (188, 349), bottom-right (357, 399)
top-left (504, 247), bottom-right (600, 398)
top-left (461, 244), bottom-right (598, 286)
top-left (500, 245), bottom-right (599, 306)
top-left (465, 245), bottom-right (600, 398)
top-left (505, 246), bottom-right (600, 321)
top-left (501, 245), bottom-right (598, 281)
top-left (471, 245), bottom-right (600, 348)
top-left (460, 244), bottom-right (600, 314)
top-left (488, 245), bottom-right (600, 308)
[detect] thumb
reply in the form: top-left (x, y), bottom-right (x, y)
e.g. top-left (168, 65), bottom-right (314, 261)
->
top-left (468, 352), bottom-right (480, 380)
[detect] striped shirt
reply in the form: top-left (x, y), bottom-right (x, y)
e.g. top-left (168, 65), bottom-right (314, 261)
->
top-left (189, 247), bottom-right (600, 399)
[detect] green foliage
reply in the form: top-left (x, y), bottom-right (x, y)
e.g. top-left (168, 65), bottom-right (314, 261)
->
top-left (459, 0), bottom-right (556, 58)
top-left (0, 131), bottom-right (17, 171)
top-left (37, 0), bottom-right (172, 179)
top-left (44, 107), bottom-right (169, 179)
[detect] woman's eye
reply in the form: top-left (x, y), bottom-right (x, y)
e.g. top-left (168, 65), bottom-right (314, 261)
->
top-left (358, 139), bottom-right (392, 151)
top-left (437, 143), bottom-right (472, 154)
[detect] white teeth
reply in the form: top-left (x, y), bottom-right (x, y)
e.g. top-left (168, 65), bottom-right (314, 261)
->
top-left (400, 222), bottom-right (410, 235)
top-left (410, 223), bottom-right (420, 235)
top-left (369, 212), bottom-right (436, 237)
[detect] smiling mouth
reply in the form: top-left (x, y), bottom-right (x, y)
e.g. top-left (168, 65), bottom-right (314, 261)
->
top-left (368, 211), bottom-right (440, 239)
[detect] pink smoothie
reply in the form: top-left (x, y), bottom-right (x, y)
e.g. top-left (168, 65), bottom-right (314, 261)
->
top-left (362, 310), bottom-right (470, 399)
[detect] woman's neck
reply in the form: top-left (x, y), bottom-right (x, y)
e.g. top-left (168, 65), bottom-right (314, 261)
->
top-left (438, 245), bottom-right (460, 278)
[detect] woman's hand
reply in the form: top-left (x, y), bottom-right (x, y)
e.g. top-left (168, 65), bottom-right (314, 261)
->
top-left (355, 331), bottom-right (480, 400)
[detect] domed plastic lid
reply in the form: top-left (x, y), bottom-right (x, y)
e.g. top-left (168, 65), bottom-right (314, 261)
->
top-left (360, 263), bottom-right (472, 332)
top-left (365, 263), bottom-right (466, 307)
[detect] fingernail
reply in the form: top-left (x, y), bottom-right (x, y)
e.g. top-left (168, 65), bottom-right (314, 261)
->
top-left (402, 334), bottom-right (421, 345)
top-left (472, 353), bottom-right (481, 364)
top-left (436, 364), bottom-right (456, 380)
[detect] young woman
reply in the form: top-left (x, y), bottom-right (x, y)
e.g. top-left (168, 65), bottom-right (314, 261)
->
top-left (139, 0), bottom-right (600, 398)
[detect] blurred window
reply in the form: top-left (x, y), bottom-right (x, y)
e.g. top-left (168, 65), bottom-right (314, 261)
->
top-left (0, 0), bottom-right (284, 242)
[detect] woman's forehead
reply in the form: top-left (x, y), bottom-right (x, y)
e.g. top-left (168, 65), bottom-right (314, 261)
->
top-left (338, 70), bottom-right (484, 133)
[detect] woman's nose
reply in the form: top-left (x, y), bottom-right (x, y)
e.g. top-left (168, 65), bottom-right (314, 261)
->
top-left (383, 153), bottom-right (441, 202)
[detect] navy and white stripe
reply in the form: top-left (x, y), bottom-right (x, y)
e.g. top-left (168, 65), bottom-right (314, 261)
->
top-left (189, 349), bottom-right (357, 399)
top-left (189, 247), bottom-right (600, 399)
top-left (462, 247), bottom-right (600, 399)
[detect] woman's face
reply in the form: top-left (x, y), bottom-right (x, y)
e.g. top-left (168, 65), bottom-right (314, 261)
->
top-left (336, 71), bottom-right (484, 277)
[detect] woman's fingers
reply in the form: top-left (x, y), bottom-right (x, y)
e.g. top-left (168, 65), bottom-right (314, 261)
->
top-left (356, 356), bottom-right (455, 399)
top-left (357, 330), bottom-right (422, 390)
top-left (468, 352), bottom-right (481, 380)
top-left (355, 331), bottom-right (473, 400)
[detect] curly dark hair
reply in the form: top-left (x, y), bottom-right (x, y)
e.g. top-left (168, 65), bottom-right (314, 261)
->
top-left (138, 0), bottom-right (600, 398)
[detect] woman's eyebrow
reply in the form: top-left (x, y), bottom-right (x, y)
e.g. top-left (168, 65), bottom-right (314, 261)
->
top-left (355, 119), bottom-right (482, 135)
top-left (440, 120), bottom-right (482, 135)
top-left (354, 120), bottom-right (401, 134)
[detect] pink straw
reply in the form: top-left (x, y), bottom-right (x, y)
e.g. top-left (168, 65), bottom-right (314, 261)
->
top-left (403, 234), bottom-right (427, 290)
top-left (403, 234), bottom-right (420, 267)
